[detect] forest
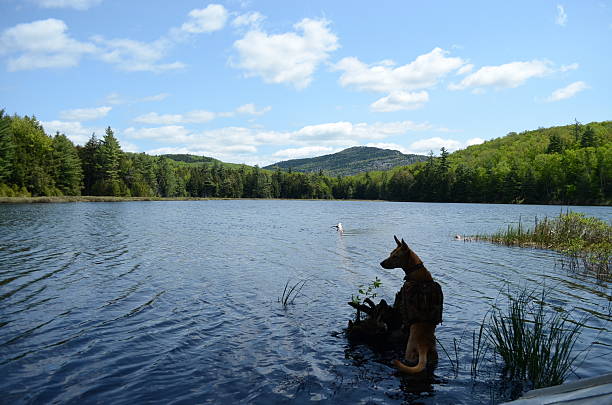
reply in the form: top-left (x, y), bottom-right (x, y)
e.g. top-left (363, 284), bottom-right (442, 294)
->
top-left (0, 110), bottom-right (610, 205)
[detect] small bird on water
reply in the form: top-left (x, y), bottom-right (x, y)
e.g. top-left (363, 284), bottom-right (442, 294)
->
top-left (332, 222), bottom-right (344, 233)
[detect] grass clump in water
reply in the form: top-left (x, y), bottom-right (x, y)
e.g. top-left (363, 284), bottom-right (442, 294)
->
top-left (475, 212), bottom-right (611, 281)
top-left (487, 288), bottom-right (584, 391)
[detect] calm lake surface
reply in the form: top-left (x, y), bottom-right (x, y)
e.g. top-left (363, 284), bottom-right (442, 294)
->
top-left (1, 200), bottom-right (610, 404)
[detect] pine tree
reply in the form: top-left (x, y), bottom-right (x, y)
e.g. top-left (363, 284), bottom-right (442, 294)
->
top-left (0, 110), bottom-right (14, 184)
top-left (52, 133), bottom-right (83, 195)
top-left (99, 126), bottom-right (122, 195)
top-left (79, 134), bottom-right (102, 195)
top-left (581, 125), bottom-right (596, 148)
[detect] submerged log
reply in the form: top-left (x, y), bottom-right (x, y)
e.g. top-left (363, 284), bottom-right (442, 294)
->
top-left (346, 280), bottom-right (443, 347)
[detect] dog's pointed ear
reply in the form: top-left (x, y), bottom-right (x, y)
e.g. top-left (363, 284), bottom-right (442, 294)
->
top-left (401, 239), bottom-right (409, 250)
top-left (394, 235), bottom-right (401, 246)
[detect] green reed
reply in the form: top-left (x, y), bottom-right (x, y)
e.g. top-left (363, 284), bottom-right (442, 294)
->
top-left (279, 278), bottom-right (307, 307)
top-left (486, 288), bottom-right (584, 390)
top-left (474, 212), bottom-right (611, 281)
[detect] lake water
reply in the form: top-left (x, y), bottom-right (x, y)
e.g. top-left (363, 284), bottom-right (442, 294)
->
top-left (1, 200), bottom-right (610, 404)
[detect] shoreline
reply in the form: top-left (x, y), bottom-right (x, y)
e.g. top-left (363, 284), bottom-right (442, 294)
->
top-left (0, 196), bottom-right (610, 206)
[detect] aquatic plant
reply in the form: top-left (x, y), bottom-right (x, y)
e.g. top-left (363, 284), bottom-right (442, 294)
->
top-left (279, 279), bottom-right (307, 308)
top-left (474, 212), bottom-right (611, 281)
top-left (486, 288), bottom-right (584, 390)
top-left (350, 277), bottom-right (382, 321)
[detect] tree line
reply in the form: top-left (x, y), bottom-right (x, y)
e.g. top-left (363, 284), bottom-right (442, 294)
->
top-left (0, 110), bottom-right (610, 205)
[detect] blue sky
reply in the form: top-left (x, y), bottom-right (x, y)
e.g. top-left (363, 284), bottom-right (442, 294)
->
top-left (1, 0), bottom-right (611, 165)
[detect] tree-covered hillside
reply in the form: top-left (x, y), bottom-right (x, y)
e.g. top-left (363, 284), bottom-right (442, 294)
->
top-left (263, 146), bottom-right (428, 176)
top-left (0, 110), bottom-right (609, 205)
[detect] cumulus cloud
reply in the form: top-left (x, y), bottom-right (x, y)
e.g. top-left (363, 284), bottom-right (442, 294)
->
top-left (236, 103), bottom-right (271, 115)
top-left (559, 63), bottom-right (578, 72)
top-left (405, 137), bottom-right (484, 154)
top-left (232, 11), bottom-right (265, 29)
top-left (556, 5), bottom-right (568, 26)
top-left (0, 19), bottom-right (97, 71)
top-left (41, 120), bottom-right (103, 145)
top-left (92, 36), bottom-right (184, 72)
top-left (104, 92), bottom-right (169, 105)
top-left (134, 103), bottom-right (271, 124)
top-left (449, 60), bottom-right (553, 91)
top-left (180, 4), bottom-right (228, 33)
top-left (134, 110), bottom-right (216, 125)
top-left (546, 81), bottom-right (588, 102)
top-left (60, 106), bottom-right (111, 121)
top-left (370, 91), bottom-right (429, 112)
top-left (334, 48), bottom-right (467, 93)
top-left (32, 0), bottom-right (103, 10)
top-left (124, 125), bottom-right (191, 141)
top-left (232, 18), bottom-right (339, 89)
top-left (272, 146), bottom-right (335, 160)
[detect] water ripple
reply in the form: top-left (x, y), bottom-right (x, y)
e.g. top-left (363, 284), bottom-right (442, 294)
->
top-left (0, 201), bottom-right (610, 404)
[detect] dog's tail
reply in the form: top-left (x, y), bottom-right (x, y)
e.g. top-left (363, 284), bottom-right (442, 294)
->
top-left (393, 348), bottom-right (428, 374)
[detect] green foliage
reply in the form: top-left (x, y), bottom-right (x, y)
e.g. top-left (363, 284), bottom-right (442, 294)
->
top-left (51, 133), bottom-right (83, 195)
top-left (0, 110), bottom-right (14, 183)
top-left (350, 277), bottom-right (382, 320)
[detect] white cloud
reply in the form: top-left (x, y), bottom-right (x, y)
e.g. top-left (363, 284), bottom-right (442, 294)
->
top-left (466, 137), bottom-right (485, 146)
top-left (139, 93), bottom-right (170, 102)
top-left (41, 120), bottom-right (102, 145)
top-left (408, 137), bottom-right (464, 154)
top-left (370, 91), bottom-right (429, 112)
top-left (104, 92), bottom-right (170, 105)
top-left (92, 36), bottom-right (184, 72)
top-left (272, 146), bottom-right (335, 160)
top-left (405, 136), bottom-right (484, 154)
top-left (365, 142), bottom-right (412, 154)
top-left (232, 11), bottom-right (265, 29)
top-left (546, 81), bottom-right (589, 102)
top-left (60, 106), bottom-right (111, 121)
top-left (124, 125), bottom-right (191, 141)
top-left (236, 103), bottom-right (271, 115)
top-left (456, 63), bottom-right (474, 75)
top-left (334, 48), bottom-right (467, 93)
top-left (32, 0), bottom-right (102, 10)
top-left (134, 110), bottom-right (216, 125)
top-left (0, 19), bottom-right (96, 71)
top-left (449, 60), bottom-right (553, 91)
top-left (232, 18), bottom-right (339, 89)
top-left (556, 5), bottom-right (568, 26)
top-left (181, 4), bottom-right (228, 33)
top-left (559, 63), bottom-right (579, 72)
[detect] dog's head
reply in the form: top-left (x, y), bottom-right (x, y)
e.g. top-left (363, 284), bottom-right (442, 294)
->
top-left (380, 235), bottom-right (411, 269)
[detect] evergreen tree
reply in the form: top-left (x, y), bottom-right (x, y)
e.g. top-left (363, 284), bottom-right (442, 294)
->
top-left (79, 134), bottom-right (102, 195)
top-left (547, 133), bottom-right (563, 154)
top-left (99, 126), bottom-right (122, 195)
top-left (52, 133), bottom-right (83, 195)
top-left (0, 110), bottom-right (14, 184)
top-left (581, 125), bottom-right (596, 148)
top-left (157, 157), bottom-right (177, 197)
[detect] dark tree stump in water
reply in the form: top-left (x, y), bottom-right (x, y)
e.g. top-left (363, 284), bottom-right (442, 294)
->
top-left (346, 281), bottom-right (443, 347)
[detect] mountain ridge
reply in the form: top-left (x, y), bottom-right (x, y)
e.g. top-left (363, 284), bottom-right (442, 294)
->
top-left (263, 146), bottom-right (428, 176)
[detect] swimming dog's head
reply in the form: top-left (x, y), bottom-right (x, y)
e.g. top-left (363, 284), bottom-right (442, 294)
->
top-left (380, 235), bottom-right (413, 269)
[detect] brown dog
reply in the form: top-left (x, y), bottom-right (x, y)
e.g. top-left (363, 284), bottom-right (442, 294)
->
top-left (380, 236), bottom-right (441, 373)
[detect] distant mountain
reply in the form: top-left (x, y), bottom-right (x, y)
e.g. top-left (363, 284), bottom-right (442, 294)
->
top-left (160, 154), bottom-right (221, 164)
top-left (264, 146), bottom-right (428, 176)
top-left (160, 154), bottom-right (243, 169)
